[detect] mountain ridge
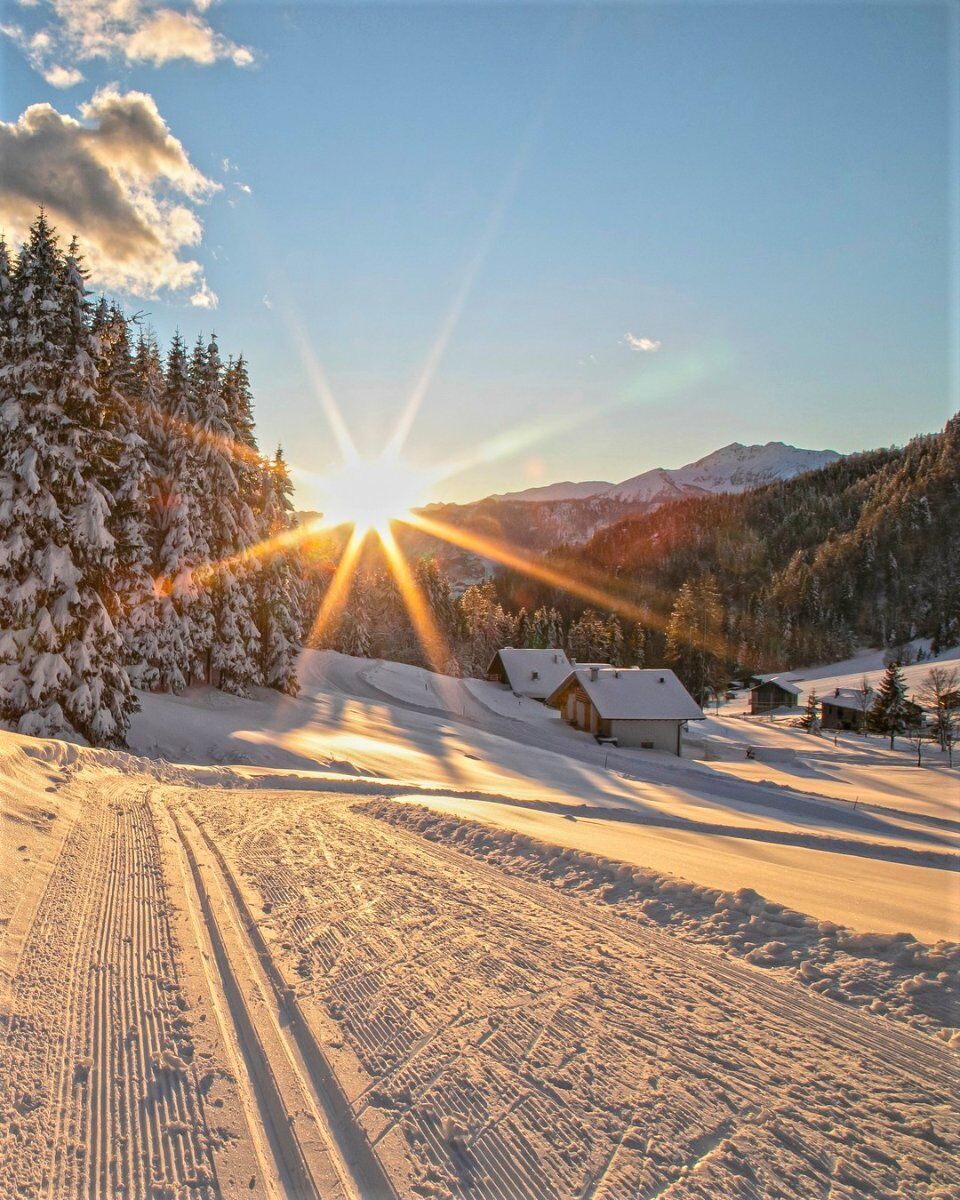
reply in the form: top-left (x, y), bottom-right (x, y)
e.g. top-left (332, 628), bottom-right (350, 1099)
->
top-left (489, 441), bottom-right (841, 505)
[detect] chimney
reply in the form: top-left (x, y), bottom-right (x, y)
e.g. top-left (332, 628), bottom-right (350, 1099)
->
top-left (589, 666), bottom-right (599, 682)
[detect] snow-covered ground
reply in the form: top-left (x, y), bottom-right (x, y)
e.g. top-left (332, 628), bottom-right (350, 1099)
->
top-left (119, 649), bottom-right (959, 943)
top-left (1, 646), bottom-right (957, 1198)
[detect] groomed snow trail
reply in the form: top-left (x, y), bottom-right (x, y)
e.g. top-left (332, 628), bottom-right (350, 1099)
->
top-left (0, 780), bottom-right (224, 1199)
top-left (176, 783), bottom-right (959, 1200)
top-left (2, 743), bottom-right (958, 1198)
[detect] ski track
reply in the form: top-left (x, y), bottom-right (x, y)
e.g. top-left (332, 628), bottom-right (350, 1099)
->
top-left (174, 783), bottom-right (959, 1200)
top-left (0, 781), bottom-right (219, 1199)
top-left (2, 756), bottom-right (958, 1199)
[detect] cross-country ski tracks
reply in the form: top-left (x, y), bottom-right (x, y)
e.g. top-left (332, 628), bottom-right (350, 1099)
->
top-left (0, 782), bottom-right (223, 1199)
top-left (181, 785), bottom-right (959, 1200)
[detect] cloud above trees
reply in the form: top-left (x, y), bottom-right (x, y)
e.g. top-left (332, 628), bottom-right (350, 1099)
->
top-left (0, 87), bottom-right (220, 305)
top-left (1, 0), bottom-right (253, 87)
top-left (623, 333), bottom-right (662, 353)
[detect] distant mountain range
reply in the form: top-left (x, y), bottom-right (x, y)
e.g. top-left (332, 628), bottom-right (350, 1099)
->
top-left (380, 441), bottom-right (844, 585)
top-left (489, 442), bottom-right (841, 506)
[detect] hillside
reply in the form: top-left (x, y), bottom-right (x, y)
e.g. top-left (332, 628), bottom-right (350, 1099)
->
top-left (562, 415), bottom-right (959, 671)
top-left (388, 441), bottom-right (843, 586)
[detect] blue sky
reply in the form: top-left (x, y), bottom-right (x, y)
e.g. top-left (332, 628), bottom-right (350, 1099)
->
top-left (1, 1), bottom-right (956, 505)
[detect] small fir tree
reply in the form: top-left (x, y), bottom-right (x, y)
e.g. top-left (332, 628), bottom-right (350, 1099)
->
top-left (868, 662), bottom-right (909, 749)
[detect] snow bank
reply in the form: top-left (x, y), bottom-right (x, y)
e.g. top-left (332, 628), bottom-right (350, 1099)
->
top-left (368, 800), bottom-right (960, 1044)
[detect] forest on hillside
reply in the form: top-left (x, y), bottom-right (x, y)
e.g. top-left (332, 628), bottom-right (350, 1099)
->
top-left (497, 416), bottom-right (960, 682)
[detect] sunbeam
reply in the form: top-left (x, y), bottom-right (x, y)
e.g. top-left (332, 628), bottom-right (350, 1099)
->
top-left (308, 525), bottom-right (366, 646)
top-left (400, 509), bottom-right (736, 663)
top-left (378, 526), bottom-right (451, 673)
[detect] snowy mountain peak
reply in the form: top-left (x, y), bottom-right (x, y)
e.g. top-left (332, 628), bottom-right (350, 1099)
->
top-left (495, 441), bottom-right (842, 505)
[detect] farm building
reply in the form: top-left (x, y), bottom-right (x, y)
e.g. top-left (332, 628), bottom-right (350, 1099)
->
top-left (545, 666), bottom-right (704, 755)
top-left (821, 687), bottom-right (924, 732)
top-left (486, 648), bottom-right (573, 701)
top-left (750, 676), bottom-right (801, 714)
top-left (821, 688), bottom-right (873, 731)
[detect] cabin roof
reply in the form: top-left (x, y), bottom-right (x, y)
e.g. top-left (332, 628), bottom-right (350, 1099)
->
top-left (487, 647), bottom-right (573, 696)
top-left (547, 667), bottom-right (705, 721)
top-left (752, 676), bottom-right (801, 696)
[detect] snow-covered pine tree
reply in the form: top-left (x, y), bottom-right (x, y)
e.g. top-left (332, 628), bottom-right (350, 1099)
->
top-left (801, 690), bottom-right (821, 733)
top-left (0, 214), bottom-right (135, 744)
top-left (864, 662), bottom-right (912, 744)
top-left (163, 332), bottom-right (214, 684)
top-left (92, 300), bottom-right (158, 689)
top-left (605, 614), bottom-right (625, 666)
top-left (528, 607), bottom-right (549, 649)
top-left (631, 623), bottom-right (647, 667)
top-left (868, 662), bottom-right (909, 749)
top-left (567, 609), bottom-right (609, 663)
top-left (257, 447), bottom-right (302, 694)
top-left (134, 331), bottom-right (190, 691)
top-left (192, 336), bottom-right (260, 694)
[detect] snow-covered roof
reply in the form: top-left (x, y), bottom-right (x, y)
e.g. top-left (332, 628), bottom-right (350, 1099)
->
top-left (752, 675), bottom-right (801, 696)
top-left (823, 688), bottom-right (874, 712)
top-left (547, 667), bottom-right (705, 721)
top-left (488, 648), bottom-right (573, 698)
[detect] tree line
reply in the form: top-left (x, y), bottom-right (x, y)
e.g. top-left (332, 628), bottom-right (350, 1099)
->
top-left (0, 214), bottom-right (308, 746)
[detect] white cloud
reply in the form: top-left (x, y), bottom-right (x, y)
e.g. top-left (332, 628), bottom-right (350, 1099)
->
top-left (262, 294), bottom-right (273, 309)
top-left (189, 279), bottom-right (218, 309)
top-left (235, 181), bottom-right (251, 194)
top-left (0, 87), bottom-right (219, 303)
top-left (43, 62), bottom-right (83, 86)
top-left (1, 0), bottom-right (254, 79)
top-left (624, 333), bottom-right (662, 353)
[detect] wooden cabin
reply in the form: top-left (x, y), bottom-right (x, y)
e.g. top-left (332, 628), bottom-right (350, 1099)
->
top-left (486, 648), bottom-right (573, 701)
top-left (546, 667), bottom-right (704, 755)
top-left (750, 677), bottom-right (800, 714)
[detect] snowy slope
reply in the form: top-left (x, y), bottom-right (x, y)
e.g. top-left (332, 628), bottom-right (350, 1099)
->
top-left (2, 646), bottom-right (957, 1199)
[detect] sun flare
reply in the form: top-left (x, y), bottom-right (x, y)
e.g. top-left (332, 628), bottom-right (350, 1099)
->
top-left (315, 454), bottom-right (431, 535)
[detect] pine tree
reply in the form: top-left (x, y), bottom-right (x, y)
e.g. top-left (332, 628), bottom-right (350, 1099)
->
top-left (567, 609), bottom-right (609, 663)
top-left (257, 448), bottom-right (302, 693)
top-left (665, 576), bottom-right (726, 706)
top-left (190, 335), bottom-right (260, 694)
top-left (92, 300), bottom-right (157, 689)
top-left (605, 614), bottom-right (625, 666)
top-left (545, 608), bottom-right (564, 650)
top-left (868, 662), bottom-right (909, 748)
top-left (163, 332), bottom-right (214, 684)
top-left (135, 332), bottom-right (190, 692)
top-left (631, 623), bottom-right (647, 667)
top-left (0, 214), bottom-right (135, 744)
top-left (800, 690), bottom-right (821, 733)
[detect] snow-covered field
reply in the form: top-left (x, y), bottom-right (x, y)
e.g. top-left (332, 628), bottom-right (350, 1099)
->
top-left (1, 648), bottom-right (957, 1197)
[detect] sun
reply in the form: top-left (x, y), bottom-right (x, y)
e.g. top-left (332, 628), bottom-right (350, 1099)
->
top-left (316, 454), bottom-right (431, 535)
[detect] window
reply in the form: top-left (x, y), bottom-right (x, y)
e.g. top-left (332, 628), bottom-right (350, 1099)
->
top-left (531, 671), bottom-right (540, 680)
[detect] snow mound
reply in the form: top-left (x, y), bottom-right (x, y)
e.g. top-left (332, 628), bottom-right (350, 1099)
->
top-left (368, 800), bottom-right (960, 1043)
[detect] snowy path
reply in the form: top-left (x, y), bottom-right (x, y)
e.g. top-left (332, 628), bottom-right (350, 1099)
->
top-left (173, 782), bottom-right (958, 1199)
top-left (0, 776), bottom-right (249, 1198)
top-left (1, 738), bottom-right (958, 1198)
